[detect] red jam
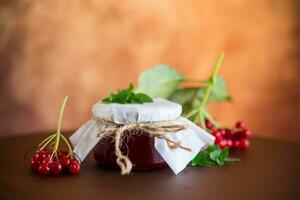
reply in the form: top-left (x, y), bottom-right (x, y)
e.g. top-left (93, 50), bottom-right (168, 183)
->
top-left (94, 130), bottom-right (168, 170)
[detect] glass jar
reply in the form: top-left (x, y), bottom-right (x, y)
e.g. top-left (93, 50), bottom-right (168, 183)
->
top-left (93, 130), bottom-right (168, 170)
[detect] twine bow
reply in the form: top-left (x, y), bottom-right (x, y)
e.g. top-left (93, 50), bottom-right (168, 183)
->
top-left (95, 118), bottom-right (191, 175)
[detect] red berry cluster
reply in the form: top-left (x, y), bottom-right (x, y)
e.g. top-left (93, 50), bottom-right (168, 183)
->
top-left (30, 149), bottom-right (80, 175)
top-left (205, 120), bottom-right (251, 150)
top-left (28, 96), bottom-right (81, 176)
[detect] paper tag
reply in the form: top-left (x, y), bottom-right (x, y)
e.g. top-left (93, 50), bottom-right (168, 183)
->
top-left (154, 117), bottom-right (214, 174)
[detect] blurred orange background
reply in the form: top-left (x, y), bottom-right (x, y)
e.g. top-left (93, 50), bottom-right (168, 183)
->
top-left (0, 0), bottom-right (299, 142)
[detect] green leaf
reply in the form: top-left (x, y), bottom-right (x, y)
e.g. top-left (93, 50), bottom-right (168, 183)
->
top-left (115, 90), bottom-right (131, 103)
top-left (134, 93), bottom-right (153, 103)
top-left (126, 91), bottom-right (135, 102)
top-left (209, 149), bottom-right (222, 161)
top-left (131, 96), bottom-right (143, 104)
top-left (102, 96), bottom-right (111, 103)
top-left (136, 65), bottom-right (186, 98)
top-left (216, 158), bottom-right (225, 166)
top-left (128, 83), bottom-right (134, 91)
top-left (191, 153), bottom-right (215, 167)
top-left (205, 144), bottom-right (219, 152)
top-left (101, 83), bottom-right (153, 104)
top-left (220, 148), bottom-right (229, 161)
top-left (168, 88), bottom-right (201, 114)
top-left (168, 76), bottom-right (231, 116)
top-left (189, 145), bottom-right (240, 168)
top-left (202, 76), bottom-right (231, 102)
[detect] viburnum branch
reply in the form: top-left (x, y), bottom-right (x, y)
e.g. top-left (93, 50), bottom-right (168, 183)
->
top-left (197, 53), bottom-right (224, 130)
top-left (51, 96), bottom-right (69, 158)
top-left (57, 96), bottom-right (68, 134)
top-left (29, 96), bottom-right (81, 176)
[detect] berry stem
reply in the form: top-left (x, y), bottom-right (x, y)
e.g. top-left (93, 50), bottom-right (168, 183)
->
top-left (56, 96), bottom-right (68, 134)
top-left (38, 134), bottom-right (56, 148)
top-left (203, 111), bottom-right (220, 127)
top-left (51, 96), bottom-right (68, 157)
top-left (40, 135), bottom-right (56, 150)
top-left (184, 108), bottom-right (198, 119)
top-left (61, 134), bottom-right (74, 156)
top-left (197, 53), bottom-right (224, 130)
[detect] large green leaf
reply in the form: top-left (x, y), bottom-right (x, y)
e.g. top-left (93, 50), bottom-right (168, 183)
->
top-left (168, 88), bottom-right (201, 114)
top-left (206, 76), bottom-right (231, 102)
top-left (136, 65), bottom-right (185, 98)
top-left (168, 76), bottom-right (231, 114)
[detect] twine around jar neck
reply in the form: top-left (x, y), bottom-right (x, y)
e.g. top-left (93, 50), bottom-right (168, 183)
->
top-left (94, 118), bottom-right (191, 175)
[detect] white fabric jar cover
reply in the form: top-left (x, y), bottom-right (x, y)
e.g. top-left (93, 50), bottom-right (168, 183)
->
top-left (70, 98), bottom-right (215, 174)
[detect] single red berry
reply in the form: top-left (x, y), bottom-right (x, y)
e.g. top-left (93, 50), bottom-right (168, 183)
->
top-left (49, 161), bottom-right (62, 175)
top-left (33, 152), bottom-right (42, 161)
top-left (233, 129), bottom-right (251, 140)
top-left (233, 131), bottom-right (242, 140)
top-left (58, 149), bottom-right (69, 157)
top-left (69, 160), bottom-right (80, 175)
top-left (218, 129), bottom-right (226, 137)
top-left (205, 119), bottom-right (214, 130)
top-left (41, 157), bottom-right (52, 165)
top-left (40, 148), bottom-right (51, 153)
top-left (239, 139), bottom-right (250, 150)
top-left (218, 140), bottom-right (228, 149)
top-left (242, 129), bottom-right (252, 138)
top-left (224, 129), bottom-right (233, 139)
top-left (30, 157), bottom-right (41, 171)
top-left (211, 130), bottom-right (223, 144)
top-left (214, 136), bottom-right (222, 144)
top-left (59, 156), bottom-right (71, 168)
top-left (233, 140), bottom-right (241, 149)
top-left (70, 159), bottom-right (79, 165)
top-left (35, 150), bottom-right (50, 161)
top-left (226, 139), bottom-right (233, 148)
top-left (211, 130), bottom-right (221, 138)
top-left (235, 121), bottom-right (246, 129)
top-left (38, 163), bottom-right (50, 175)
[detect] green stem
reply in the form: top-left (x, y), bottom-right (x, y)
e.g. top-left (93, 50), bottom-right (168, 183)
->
top-left (61, 134), bottom-right (74, 156)
top-left (51, 135), bottom-right (60, 158)
top-left (211, 53), bottom-right (224, 81)
top-left (51, 96), bottom-right (68, 157)
top-left (203, 111), bottom-right (220, 127)
top-left (56, 96), bottom-right (68, 134)
top-left (38, 134), bottom-right (56, 147)
top-left (185, 108), bottom-right (198, 119)
top-left (40, 135), bottom-right (56, 150)
top-left (197, 53), bottom-right (224, 129)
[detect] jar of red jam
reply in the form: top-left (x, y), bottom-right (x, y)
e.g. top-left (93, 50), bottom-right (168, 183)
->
top-left (94, 130), bottom-right (168, 170)
top-left (70, 98), bottom-right (215, 175)
top-left (69, 98), bottom-right (198, 173)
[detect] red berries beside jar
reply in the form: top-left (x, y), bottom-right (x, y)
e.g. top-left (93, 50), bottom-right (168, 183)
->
top-left (204, 120), bottom-right (251, 150)
top-left (28, 96), bottom-right (81, 176)
top-left (30, 149), bottom-right (80, 176)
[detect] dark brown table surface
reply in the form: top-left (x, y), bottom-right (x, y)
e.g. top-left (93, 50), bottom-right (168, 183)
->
top-left (0, 132), bottom-right (299, 200)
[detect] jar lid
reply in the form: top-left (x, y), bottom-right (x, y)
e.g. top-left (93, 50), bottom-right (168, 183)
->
top-left (92, 98), bottom-right (182, 124)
